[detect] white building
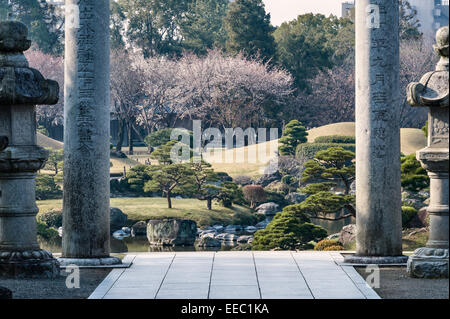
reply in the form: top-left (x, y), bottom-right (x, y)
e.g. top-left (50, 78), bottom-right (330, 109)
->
top-left (341, 0), bottom-right (449, 40)
top-left (408, 0), bottom-right (449, 39)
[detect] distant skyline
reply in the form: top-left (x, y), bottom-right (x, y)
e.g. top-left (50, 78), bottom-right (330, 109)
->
top-left (263, 0), bottom-right (351, 26)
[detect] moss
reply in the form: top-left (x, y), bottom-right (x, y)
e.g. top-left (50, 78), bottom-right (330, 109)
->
top-left (314, 239), bottom-right (343, 251)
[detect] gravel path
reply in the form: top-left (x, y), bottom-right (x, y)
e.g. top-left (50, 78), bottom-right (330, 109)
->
top-left (355, 267), bottom-right (449, 299)
top-left (0, 269), bottom-right (111, 299)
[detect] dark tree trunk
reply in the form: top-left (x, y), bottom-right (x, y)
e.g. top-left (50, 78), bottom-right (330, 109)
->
top-left (167, 192), bottom-right (172, 209)
top-left (127, 122), bottom-right (134, 155)
top-left (207, 198), bottom-right (212, 210)
top-left (116, 119), bottom-right (125, 152)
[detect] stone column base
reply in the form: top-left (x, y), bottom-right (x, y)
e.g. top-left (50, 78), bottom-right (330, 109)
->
top-left (0, 249), bottom-right (60, 278)
top-left (343, 255), bottom-right (408, 265)
top-left (407, 247), bottom-right (449, 278)
top-left (58, 257), bottom-right (122, 267)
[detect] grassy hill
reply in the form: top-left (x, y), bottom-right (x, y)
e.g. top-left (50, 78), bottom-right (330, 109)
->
top-left (37, 123), bottom-right (427, 178)
top-left (37, 198), bottom-right (257, 227)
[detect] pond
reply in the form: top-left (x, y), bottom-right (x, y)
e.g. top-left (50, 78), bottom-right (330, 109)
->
top-left (38, 234), bottom-right (249, 254)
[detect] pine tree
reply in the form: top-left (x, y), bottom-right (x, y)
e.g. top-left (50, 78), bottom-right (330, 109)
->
top-left (278, 120), bottom-right (308, 156)
top-left (2, 0), bottom-right (63, 55)
top-left (224, 0), bottom-right (276, 62)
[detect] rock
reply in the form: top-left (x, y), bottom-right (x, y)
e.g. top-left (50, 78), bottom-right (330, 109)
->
top-left (248, 237), bottom-right (254, 244)
top-left (110, 150), bottom-right (127, 158)
top-left (285, 192), bottom-right (308, 204)
top-left (122, 227), bottom-right (131, 234)
top-left (409, 207), bottom-right (429, 228)
top-left (212, 225), bottom-right (224, 232)
top-left (245, 226), bottom-right (257, 233)
top-left (237, 235), bottom-right (253, 244)
top-left (223, 233), bottom-right (239, 242)
top-left (256, 220), bottom-right (269, 229)
top-left (112, 229), bottom-right (129, 239)
top-left (200, 230), bottom-right (217, 238)
top-left (339, 224), bottom-right (357, 246)
top-left (215, 233), bottom-right (238, 242)
top-left (349, 180), bottom-right (356, 195)
top-left (255, 202), bottom-right (280, 216)
top-left (255, 171), bottom-right (282, 187)
top-left (147, 219), bottom-right (197, 246)
top-left (197, 235), bottom-right (221, 248)
top-left (110, 207), bottom-right (128, 233)
top-left (0, 286), bottom-right (12, 299)
top-left (407, 227), bottom-right (428, 238)
top-left (225, 225), bottom-right (243, 233)
top-left (131, 221), bottom-right (147, 237)
top-left (326, 233), bottom-right (340, 240)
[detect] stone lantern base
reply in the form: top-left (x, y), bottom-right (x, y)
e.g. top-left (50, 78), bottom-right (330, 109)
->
top-left (0, 249), bottom-right (60, 279)
top-left (407, 247), bottom-right (449, 278)
top-left (57, 257), bottom-right (122, 267)
top-left (343, 255), bottom-right (409, 265)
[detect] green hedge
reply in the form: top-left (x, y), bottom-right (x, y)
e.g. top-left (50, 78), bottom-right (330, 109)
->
top-left (37, 209), bottom-right (63, 228)
top-left (402, 206), bottom-right (418, 228)
top-left (314, 135), bottom-right (355, 144)
top-left (296, 143), bottom-right (356, 162)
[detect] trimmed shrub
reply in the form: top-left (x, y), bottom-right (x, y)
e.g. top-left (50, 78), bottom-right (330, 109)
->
top-left (36, 222), bottom-right (59, 240)
top-left (314, 239), bottom-right (343, 251)
top-left (37, 209), bottom-right (63, 228)
top-left (323, 245), bottom-right (345, 251)
top-left (314, 136), bottom-right (355, 144)
top-left (402, 206), bottom-right (418, 228)
top-left (35, 174), bottom-right (62, 200)
top-left (296, 143), bottom-right (355, 163)
top-left (252, 206), bottom-right (327, 251)
top-left (242, 185), bottom-right (266, 208)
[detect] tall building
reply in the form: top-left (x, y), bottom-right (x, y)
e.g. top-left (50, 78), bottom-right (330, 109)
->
top-left (408, 0), bottom-right (449, 39)
top-left (340, 0), bottom-right (449, 39)
top-left (341, 1), bottom-right (355, 18)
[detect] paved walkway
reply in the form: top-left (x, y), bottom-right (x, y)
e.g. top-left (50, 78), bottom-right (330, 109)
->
top-left (89, 251), bottom-right (380, 299)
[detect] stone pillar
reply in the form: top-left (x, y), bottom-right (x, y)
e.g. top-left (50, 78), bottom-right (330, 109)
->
top-left (60, 0), bottom-right (120, 266)
top-left (406, 26), bottom-right (449, 278)
top-left (0, 20), bottom-right (59, 278)
top-left (345, 0), bottom-right (407, 264)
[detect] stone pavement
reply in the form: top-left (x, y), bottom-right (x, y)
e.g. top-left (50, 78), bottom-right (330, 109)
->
top-left (89, 251), bottom-right (380, 299)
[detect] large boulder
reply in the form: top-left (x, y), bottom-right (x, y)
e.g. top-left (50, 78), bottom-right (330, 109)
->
top-left (110, 207), bottom-right (128, 232)
top-left (131, 221), bottom-right (147, 237)
top-left (147, 219), bottom-right (197, 246)
top-left (255, 202), bottom-right (281, 217)
top-left (339, 224), bottom-right (357, 246)
top-left (255, 171), bottom-right (282, 187)
top-left (409, 207), bottom-right (430, 228)
top-left (197, 235), bottom-right (221, 248)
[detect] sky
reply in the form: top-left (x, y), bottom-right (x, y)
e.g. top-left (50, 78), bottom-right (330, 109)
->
top-left (263, 0), bottom-right (351, 26)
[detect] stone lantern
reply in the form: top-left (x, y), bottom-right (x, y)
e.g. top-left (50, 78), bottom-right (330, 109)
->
top-left (406, 26), bottom-right (449, 278)
top-left (0, 20), bottom-right (60, 278)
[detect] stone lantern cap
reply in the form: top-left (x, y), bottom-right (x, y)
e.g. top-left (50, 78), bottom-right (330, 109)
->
top-left (407, 26), bottom-right (449, 108)
top-left (0, 20), bottom-right (32, 52)
top-left (0, 20), bottom-right (59, 106)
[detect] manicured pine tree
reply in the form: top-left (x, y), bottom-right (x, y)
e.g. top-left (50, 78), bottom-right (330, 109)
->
top-left (278, 120), bottom-right (308, 156)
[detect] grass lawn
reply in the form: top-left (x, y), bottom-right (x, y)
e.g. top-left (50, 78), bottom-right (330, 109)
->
top-left (37, 197), bottom-right (258, 228)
